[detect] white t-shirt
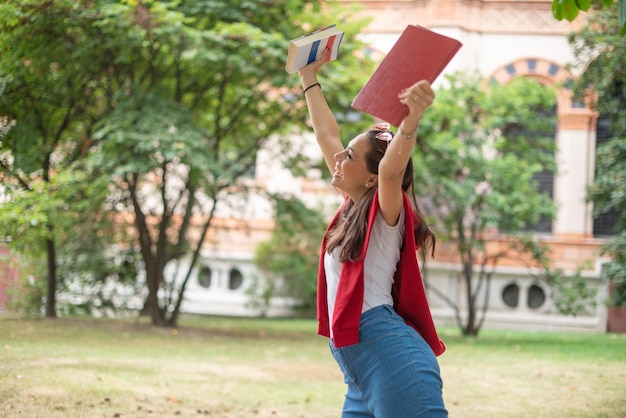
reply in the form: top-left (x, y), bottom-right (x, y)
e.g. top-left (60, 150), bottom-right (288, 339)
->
top-left (324, 208), bottom-right (405, 330)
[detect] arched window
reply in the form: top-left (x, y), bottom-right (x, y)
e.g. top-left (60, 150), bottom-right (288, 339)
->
top-left (228, 268), bottom-right (244, 290)
top-left (489, 59), bottom-right (566, 235)
top-left (198, 266), bottom-right (212, 289)
top-left (502, 283), bottom-right (520, 308)
top-left (527, 284), bottom-right (546, 309)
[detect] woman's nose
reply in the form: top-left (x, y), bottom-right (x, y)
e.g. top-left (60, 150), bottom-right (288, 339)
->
top-left (334, 150), bottom-right (346, 160)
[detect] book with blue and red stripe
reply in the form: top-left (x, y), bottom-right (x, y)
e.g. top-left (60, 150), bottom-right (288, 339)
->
top-left (285, 25), bottom-right (343, 74)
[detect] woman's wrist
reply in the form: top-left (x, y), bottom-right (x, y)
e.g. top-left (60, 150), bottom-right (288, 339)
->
top-left (398, 121), bottom-right (419, 139)
top-left (303, 82), bottom-right (321, 94)
top-left (300, 77), bottom-right (318, 90)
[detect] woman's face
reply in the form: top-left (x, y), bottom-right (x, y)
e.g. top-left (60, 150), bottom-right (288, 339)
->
top-left (331, 134), bottom-right (376, 201)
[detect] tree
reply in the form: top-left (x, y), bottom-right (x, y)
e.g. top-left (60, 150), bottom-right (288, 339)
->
top-left (415, 73), bottom-right (561, 336)
top-left (568, 7), bottom-right (626, 306)
top-left (0, 0), bottom-right (114, 317)
top-left (87, 1), bottom-right (370, 327)
top-left (1, 0), bottom-right (372, 325)
top-left (551, 0), bottom-right (626, 35)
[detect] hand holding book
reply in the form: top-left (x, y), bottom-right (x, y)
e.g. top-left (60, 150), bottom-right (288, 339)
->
top-left (395, 80), bottom-right (435, 139)
top-left (285, 25), bottom-right (344, 74)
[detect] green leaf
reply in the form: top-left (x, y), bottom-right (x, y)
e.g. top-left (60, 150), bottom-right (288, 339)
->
top-left (562, 0), bottom-right (581, 21)
top-left (575, 0), bottom-right (592, 11)
top-left (552, 0), bottom-right (564, 20)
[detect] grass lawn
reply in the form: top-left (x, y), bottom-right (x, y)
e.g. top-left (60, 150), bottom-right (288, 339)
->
top-left (1, 314), bottom-right (625, 418)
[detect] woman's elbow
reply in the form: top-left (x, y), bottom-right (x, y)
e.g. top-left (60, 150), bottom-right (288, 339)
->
top-left (378, 163), bottom-right (405, 182)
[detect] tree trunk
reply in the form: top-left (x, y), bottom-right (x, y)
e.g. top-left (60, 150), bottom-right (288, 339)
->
top-left (463, 262), bottom-right (478, 336)
top-left (607, 281), bottom-right (626, 333)
top-left (45, 237), bottom-right (57, 318)
top-left (145, 265), bottom-right (165, 326)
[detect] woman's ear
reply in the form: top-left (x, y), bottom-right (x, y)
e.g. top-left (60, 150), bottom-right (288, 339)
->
top-left (366, 175), bottom-right (378, 188)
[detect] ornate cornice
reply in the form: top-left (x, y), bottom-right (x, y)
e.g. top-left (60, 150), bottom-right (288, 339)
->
top-left (342, 0), bottom-right (585, 35)
top-left (489, 57), bottom-right (597, 128)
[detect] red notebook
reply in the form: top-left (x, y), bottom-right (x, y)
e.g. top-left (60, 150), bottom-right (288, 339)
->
top-left (352, 25), bottom-right (462, 127)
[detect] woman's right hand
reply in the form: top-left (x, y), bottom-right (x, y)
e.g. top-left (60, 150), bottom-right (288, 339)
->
top-left (298, 47), bottom-right (330, 86)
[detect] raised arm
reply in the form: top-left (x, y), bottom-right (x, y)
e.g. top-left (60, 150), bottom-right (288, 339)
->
top-left (377, 80), bottom-right (434, 226)
top-left (298, 49), bottom-right (344, 176)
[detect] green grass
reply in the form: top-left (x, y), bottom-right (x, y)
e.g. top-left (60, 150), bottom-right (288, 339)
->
top-left (1, 314), bottom-right (625, 418)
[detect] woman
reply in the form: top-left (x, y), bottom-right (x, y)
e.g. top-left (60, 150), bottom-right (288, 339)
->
top-left (299, 48), bottom-right (447, 417)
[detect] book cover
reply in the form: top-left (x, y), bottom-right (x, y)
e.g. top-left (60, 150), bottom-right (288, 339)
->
top-left (351, 25), bottom-right (462, 127)
top-left (285, 25), bottom-right (344, 74)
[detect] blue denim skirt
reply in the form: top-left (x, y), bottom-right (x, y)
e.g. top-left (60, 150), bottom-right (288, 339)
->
top-left (329, 304), bottom-right (447, 418)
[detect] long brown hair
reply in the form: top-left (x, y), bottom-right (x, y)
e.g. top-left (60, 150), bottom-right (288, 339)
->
top-left (326, 128), bottom-right (436, 262)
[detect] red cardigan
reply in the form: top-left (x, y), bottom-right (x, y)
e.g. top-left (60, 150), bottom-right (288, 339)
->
top-left (316, 190), bottom-right (445, 355)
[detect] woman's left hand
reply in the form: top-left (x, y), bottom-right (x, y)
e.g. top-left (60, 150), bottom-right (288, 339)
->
top-left (398, 80), bottom-right (435, 129)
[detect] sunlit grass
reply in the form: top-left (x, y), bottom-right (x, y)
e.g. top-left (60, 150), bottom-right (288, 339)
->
top-left (1, 314), bottom-right (625, 417)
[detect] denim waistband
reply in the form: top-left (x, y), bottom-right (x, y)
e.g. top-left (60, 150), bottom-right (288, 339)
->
top-left (360, 303), bottom-right (395, 321)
